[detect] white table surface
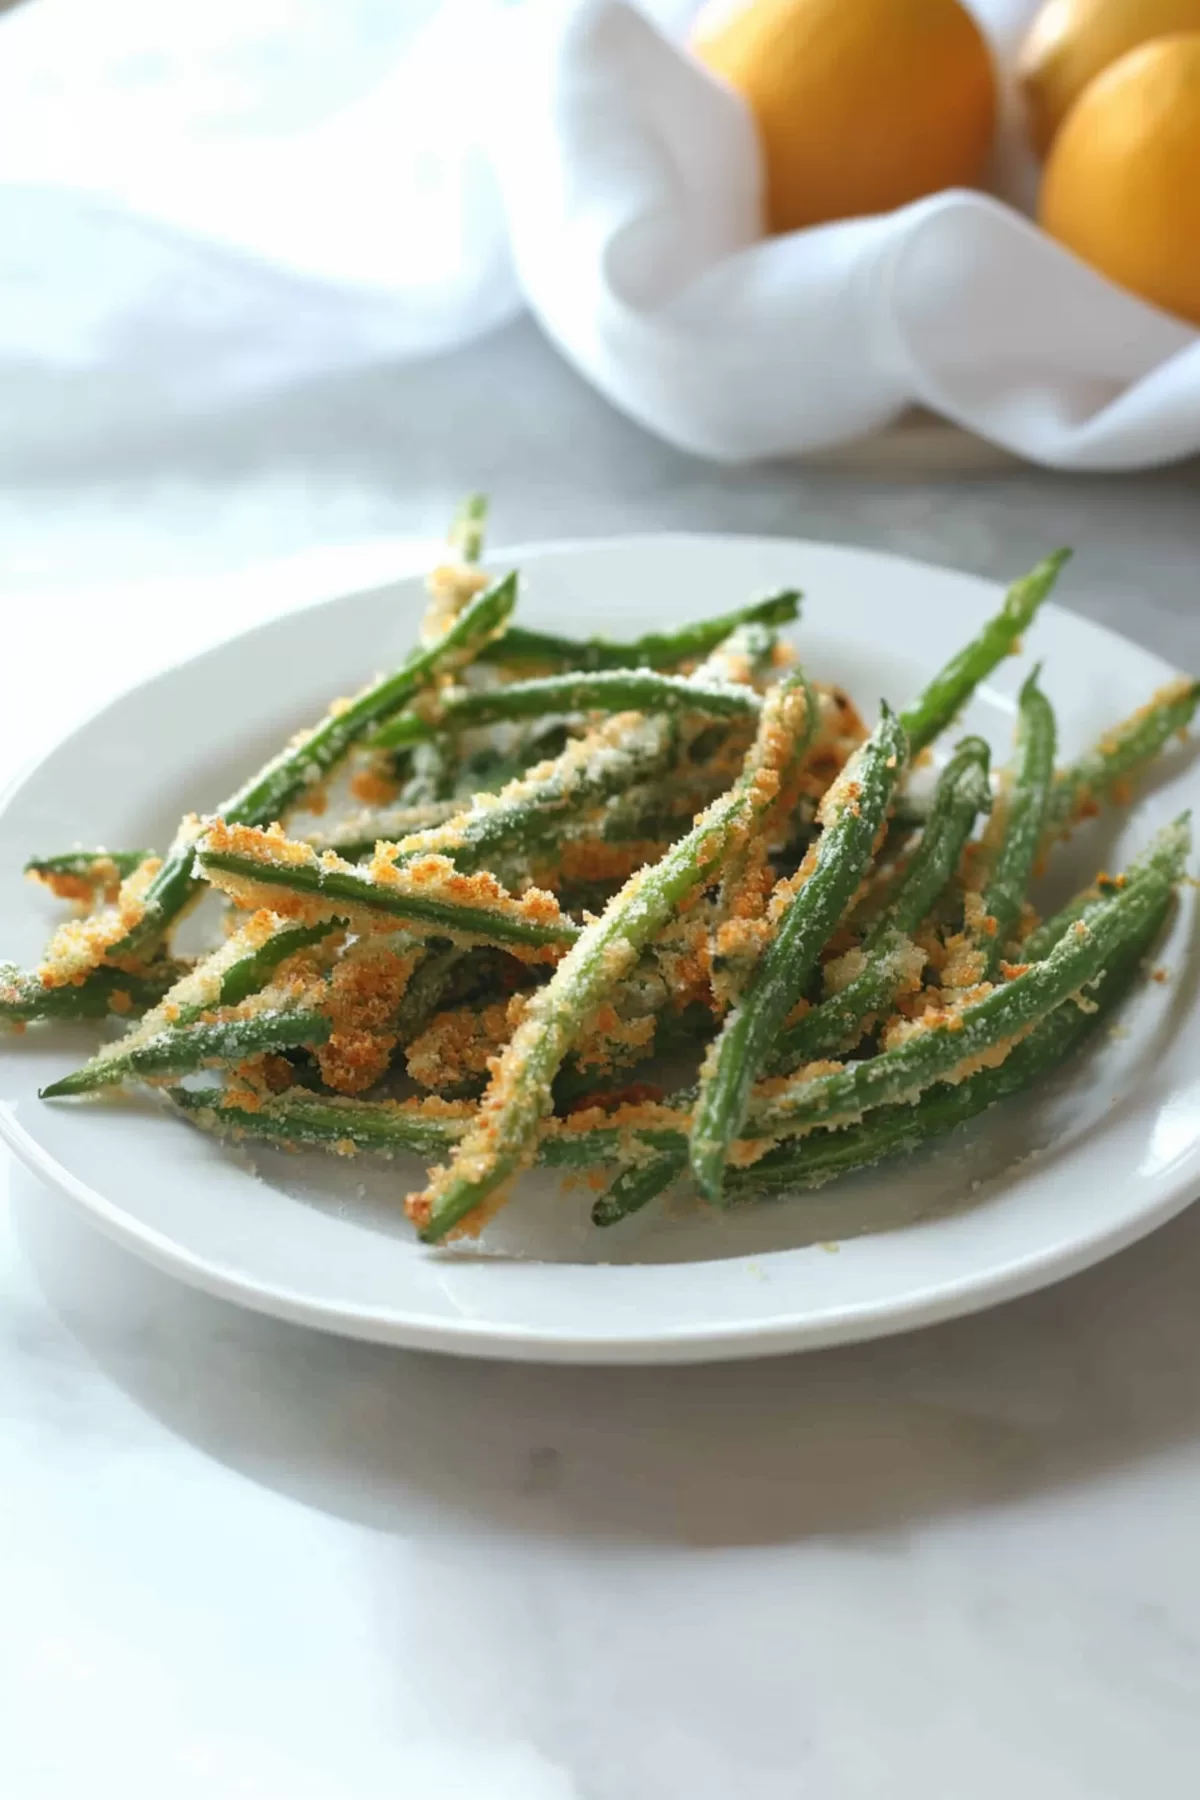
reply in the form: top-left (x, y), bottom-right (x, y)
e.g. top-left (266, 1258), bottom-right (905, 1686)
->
top-left (6, 319), bottom-right (1200, 1797)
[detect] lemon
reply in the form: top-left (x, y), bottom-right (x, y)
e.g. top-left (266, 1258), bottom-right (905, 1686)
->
top-left (1018, 0), bottom-right (1200, 155)
top-left (690, 0), bottom-right (996, 234)
top-left (1040, 33), bottom-right (1200, 326)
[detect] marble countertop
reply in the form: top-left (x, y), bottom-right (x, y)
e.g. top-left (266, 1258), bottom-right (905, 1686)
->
top-left (6, 320), bottom-right (1200, 1797)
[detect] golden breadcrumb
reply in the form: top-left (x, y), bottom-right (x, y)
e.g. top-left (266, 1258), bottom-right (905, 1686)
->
top-left (37, 855), bottom-right (165, 989)
top-left (350, 763), bottom-right (402, 808)
top-left (314, 943), bottom-right (418, 1095)
top-left (406, 996), bottom-right (527, 1092)
top-left (421, 562), bottom-right (491, 644)
top-left (201, 820), bottom-right (572, 966)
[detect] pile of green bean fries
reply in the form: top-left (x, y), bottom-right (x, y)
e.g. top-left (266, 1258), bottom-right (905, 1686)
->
top-left (6, 497), bottom-right (1198, 1246)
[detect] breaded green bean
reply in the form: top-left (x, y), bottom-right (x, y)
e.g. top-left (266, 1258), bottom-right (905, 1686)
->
top-left (768, 735), bottom-right (992, 1071)
top-left (448, 492), bottom-right (488, 566)
top-left (1044, 677), bottom-right (1200, 838)
top-left (728, 895), bottom-right (1170, 1198)
top-left (368, 668), bottom-right (761, 752)
top-left (197, 830), bottom-right (580, 956)
top-left (591, 1144), bottom-right (690, 1227)
top-left (748, 817), bottom-right (1189, 1143)
top-left (411, 670), bottom-right (815, 1242)
top-left (477, 590), bottom-right (800, 674)
top-left (691, 706), bottom-right (909, 1202)
top-left (975, 668), bottom-right (1056, 976)
top-left (899, 551), bottom-right (1068, 754)
top-left (40, 918), bottom-right (339, 1096)
top-left (102, 575), bottom-right (516, 973)
top-left (1, 960), bottom-right (184, 1025)
top-left (25, 849), bottom-right (153, 899)
top-left (42, 1003), bottom-right (332, 1098)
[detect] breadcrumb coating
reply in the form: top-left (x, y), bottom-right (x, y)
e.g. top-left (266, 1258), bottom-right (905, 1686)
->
top-left (201, 819), bottom-right (572, 965)
top-left (37, 854), bottom-right (165, 988)
top-left (421, 562), bottom-right (491, 644)
top-left (314, 942), bottom-right (418, 1094)
top-left (28, 855), bottom-right (130, 908)
top-left (406, 996), bottom-right (527, 1092)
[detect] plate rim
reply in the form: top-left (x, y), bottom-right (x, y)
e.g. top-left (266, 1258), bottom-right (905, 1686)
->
top-left (3, 530), bottom-right (1198, 1364)
top-left (6, 1118), bottom-right (1200, 1365)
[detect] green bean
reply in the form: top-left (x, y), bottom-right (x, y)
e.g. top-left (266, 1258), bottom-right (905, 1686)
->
top-left (201, 622), bottom-right (785, 964)
top-left (175, 1080), bottom-right (694, 1172)
top-left (871, 740), bottom-right (992, 934)
top-left (173, 1082), bottom-right (686, 1171)
top-left (217, 920), bottom-right (340, 1006)
top-left (885, 680), bottom-right (1200, 863)
top-left (538, 1123), bottom-right (687, 1167)
top-left (171, 1087), bottom-right (471, 1160)
top-left (600, 794), bottom-right (714, 848)
top-left (42, 1002), bottom-right (332, 1097)
top-left (413, 670), bottom-right (815, 1242)
top-left (767, 735), bottom-right (992, 1071)
top-left (390, 946), bottom-right (471, 1044)
top-left (25, 849), bottom-right (153, 892)
top-left (592, 1144), bottom-right (690, 1228)
top-left (717, 662), bottom-right (819, 905)
top-left (384, 713), bottom-right (676, 877)
top-left (690, 556), bottom-right (1071, 1199)
top-left (220, 569), bottom-right (516, 820)
top-left (448, 492), bottom-right (488, 565)
top-left (727, 895), bottom-right (1169, 1198)
top-left (197, 841), bottom-right (581, 955)
top-left (552, 998), bottom-right (715, 1109)
top-left (388, 945), bottom-right (537, 1068)
top-left (976, 668), bottom-right (1056, 975)
top-left (892, 677), bottom-right (1199, 871)
top-left (1, 961), bottom-right (185, 1025)
top-left (1044, 676), bottom-right (1200, 838)
top-left (747, 817), bottom-right (1188, 1143)
top-left (104, 574), bottom-right (517, 965)
top-left (369, 669), bottom-right (761, 752)
top-left (476, 590), bottom-right (801, 674)
top-left (354, 669), bottom-right (746, 881)
top-left (691, 705), bottom-right (910, 1203)
top-left (599, 768), bottom-right (736, 845)
top-left (590, 890), bottom-right (1160, 1205)
top-left (306, 803), bottom-right (463, 863)
top-left (1021, 888), bottom-right (1105, 966)
top-left (1020, 823), bottom-right (1190, 962)
top-left (39, 918), bottom-right (341, 1095)
top-left (449, 720), bottom-right (574, 800)
top-left (207, 713), bottom-right (671, 929)
top-left (407, 498), bottom-right (490, 788)
top-left (591, 622), bottom-right (787, 847)
top-left (700, 621), bottom-right (780, 684)
top-left (899, 550), bottom-right (1069, 755)
top-left (507, 892), bottom-right (1173, 1202)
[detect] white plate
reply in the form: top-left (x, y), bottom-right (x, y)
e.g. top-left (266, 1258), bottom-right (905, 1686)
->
top-left (2, 535), bottom-right (1199, 1364)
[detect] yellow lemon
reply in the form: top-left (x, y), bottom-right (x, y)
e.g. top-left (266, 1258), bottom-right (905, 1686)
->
top-left (1018, 0), bottom-right (1200, 155)
top-left (690, 0), bottom-right (996, 234)
top-left (1040, 33), bottom-right (1200, 325)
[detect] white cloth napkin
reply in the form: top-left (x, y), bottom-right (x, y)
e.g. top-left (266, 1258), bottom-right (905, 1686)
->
top-left (0, 0), bottom-right (1197, 472)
